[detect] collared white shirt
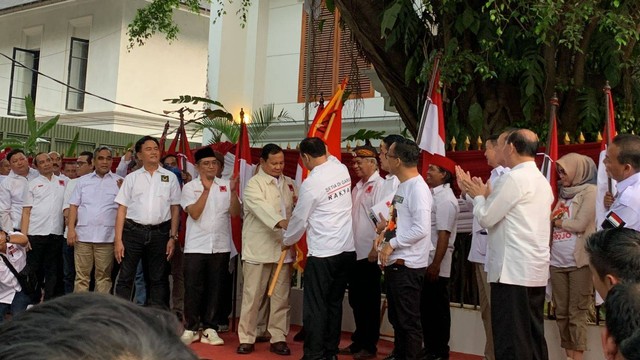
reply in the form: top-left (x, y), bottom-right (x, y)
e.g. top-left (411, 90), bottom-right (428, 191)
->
top-left (0, 175), bottom-right (6, 184)
top-left (23, 174), bottom-right (66, 236)
top-left (429, 183), bottom-right (459, 277)
top-left (115, 166), bottom-right (181, 225)
top-left (467, 166), bottom-right (509, 265)
top-left (69, 172), bottom-right (122, 243)
top-left (0, 234), bottom-right (26, 304)
top-left (283, 159), bottom-right (355, 258)
top-left (242, 167), bottom-right (297, 263)
top-left (375, 174), bottom-right (400, 204)
top-left (115, 156), bottom-right (131, 178)
top-left (388, 175), bottom-right (433, 268)
top-left (473, 161), bottom-right (553, 287)
top-left (181, 177), bottom-right (232, 254)
top-left (352, 171), bottom-right (384, 260)
top-left (609, 172), bottom-right (640, 231)
top-left (0, 170), bottom-right (39, 231)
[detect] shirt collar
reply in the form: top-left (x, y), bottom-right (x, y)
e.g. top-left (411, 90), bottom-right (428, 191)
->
top-left (357, 171), bottom-right (381, 187)
top-left (617, 171), bottom-right (640, 194)
top-left (256, 166), bottom-right (282, 184)
top-left (511, 160), bottom-right (536, 171)
top-left (431, 183), bottom-right (450, 195)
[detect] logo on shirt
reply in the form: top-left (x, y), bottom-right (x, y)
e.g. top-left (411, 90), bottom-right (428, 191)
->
top-left (161, 175), bottom-right (169, 182)
top-left (59, 180), bottom-right (65, 186)
top-left (365, 185), bottom-right (373, 194)
top-left (219, 186), bottom-right (228, 192)
top-left (393, 195), bottom-right (404, 204)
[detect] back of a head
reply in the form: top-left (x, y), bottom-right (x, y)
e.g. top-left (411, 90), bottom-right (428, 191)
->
top-left (393, 139), bottom-right (420, 167)
top-left (382, 134), bottom-right (405, 149)
top-left (299, 137), bottom-right (326, 158)
top-left (613, 134), bottom-right (640, 172)
top-left (506, 129), bottom-right (539, 158)
top-left (605, 282), bottom-right (640, 360)
top-left (585, 228), bottom-right (640, 284)
top-left (0, 293), bottom-right (198, 360)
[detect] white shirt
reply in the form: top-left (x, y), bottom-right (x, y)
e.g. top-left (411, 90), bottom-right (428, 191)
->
top-left (0, 175), bottom-right (6, 184)
top-left (352, 171), bottom-right (384, 260)
top-left (608, 172), bottom-right (640, 231)
top-left (115, 156), bottom-right (131, 178)
top-left (181, 177), bottom-right (232, 254)
top-left (376, 174), bottom-right (400, 204)
top-left (429, 183), bottom-right (459, 277)
top-left (283, 159), bottom-right (355, 258)
top-left (0, 170), bottom-right (39, 231)
top-left (473, 161), bottom-right (553, 287)
top-left (0, 234), bottom-right (26, 304)
top-left (115, 166), bottom-right (181, 225)
top-left (387, 175), bottom-right (433, 268)
top-left (467, 166), bottom-right (509, 264)
top-left (69, 172), bottom-right (122, 243)
top-left (23, 174), bottom-right (66, 236)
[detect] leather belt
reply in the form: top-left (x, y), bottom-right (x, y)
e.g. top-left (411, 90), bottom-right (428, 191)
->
top-left (391, 259), bottom-right (405, 266)
top-left (125, 219), bottom-right (170, 231)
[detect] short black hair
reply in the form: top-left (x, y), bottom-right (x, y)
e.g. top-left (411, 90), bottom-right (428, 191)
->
top-left (6, 149), bottom-right (25, 162)
top-left (604, 282), bottom-right (640, 359)
top-left (161, 154), bottom-right (178, 165)
top-left (261, 143), bottom-right (283, 161)
top-left (486, 134), bottom-right (500, 146)
top-left (79, 150), bottom-right (93, 164)
top-left (506, 129), bottom-right (538, 157)
top-left (299, 137), bottom-right (326, 158)
top-left (612, 134), bottom-right (640, 171)
top-left (33, 152), bottom-right (49, 166)
top-left (392, 139), bottom-right (420, 167)
top-left (585, 228), bottom-right (640, 283)
top-left (135, 135), bottom-right (160, 153)
top-left (93, 145), bottom-right (113, 159)
top-left (0, 292), bottom-right (198, 360)
top-left (382, 134), bottom-right (405, 149)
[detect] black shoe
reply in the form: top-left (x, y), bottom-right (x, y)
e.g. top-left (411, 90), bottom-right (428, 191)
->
top-left (270, 342), bottom-right (292, 356)
top-left (338, 344), bottom-right (359, 355)
top-left (354, 349), bottom-right (377, 360)
top-left (237, 343), bottom-right (255, 354)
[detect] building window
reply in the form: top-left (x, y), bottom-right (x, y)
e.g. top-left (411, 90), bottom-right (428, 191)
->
top-left (298, 7), bottom-right (374, 103)
top-left (66, 37), bottom-right (89, 111)
top-left (8, 48), bottom-right (39, 116)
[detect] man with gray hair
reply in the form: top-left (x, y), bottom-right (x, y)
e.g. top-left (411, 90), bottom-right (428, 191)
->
top-left (67, 146), bottom-right (122, 293)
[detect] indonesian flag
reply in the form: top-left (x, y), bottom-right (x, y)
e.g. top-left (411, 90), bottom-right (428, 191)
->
top-left (293, 79), bottom-right (347, 271)
top-left (417, 69), bottom-right (445, 156)
top-left (541, 113), bottom-right (559, 208)
top-left (596, 90), bottom-right (617, 229)
top-left (231, 119), bottom-right (255, 252)
top-left (166, 118), bottom-right (196, 178)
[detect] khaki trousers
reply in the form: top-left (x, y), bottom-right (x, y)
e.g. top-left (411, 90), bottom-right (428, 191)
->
top-left (238, 261), bottom-right (291, 343)
top-left (474, 262), bottom-right (495, 360)
top-left (74, 241), bottom-right (114, 294)
top-left (550, 265), bottom-right (593, 351)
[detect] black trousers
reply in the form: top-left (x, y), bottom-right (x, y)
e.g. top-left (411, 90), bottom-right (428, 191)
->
top-left (115, 221), bottom-right (171, 308)
top-left (302, 251), bottom-right (356, 360)
top-left (385, 264), bottom-right (425, 360)
top-left (491, 283), bottom-right (548, 360)
top-left (214, 254), bottom-right (235, 327)
top-left (347, 258), bottom-right (382, 353)
top-left (27, 234), bottom-right (63, 301)
top-left (421, 276), bottom-right (451, 358)
top-left (183, 252), bottom-right (230, 330)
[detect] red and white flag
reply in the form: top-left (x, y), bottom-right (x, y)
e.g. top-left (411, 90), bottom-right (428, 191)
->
top-left (596, 89), bottom-right (617, 229)
top-left (231, 119), bottom-right (255, 252)
top-left (417, 69), bottom-right (445, 156)
top-left (166, 118), bottom-right (196, 178)
top-left (541, 113), bottom-right (559, 208)
top-left (293, 79), bottom-right (347, 271)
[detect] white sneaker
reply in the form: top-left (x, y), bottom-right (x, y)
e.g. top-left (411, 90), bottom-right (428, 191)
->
top-left (201, 328), bottom-right (224, 345)
top-left (180, 330), bottom-right (199, 345)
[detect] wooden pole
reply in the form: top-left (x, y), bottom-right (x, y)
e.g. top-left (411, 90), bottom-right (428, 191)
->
top-left (268, 250), bottom-right (288, 297)
top-left (604, 81), bottom-right (613, 193)
top-left (542, 93), bottom-right (559, 177)
top-left (415, 54), bottom-right (441, 144)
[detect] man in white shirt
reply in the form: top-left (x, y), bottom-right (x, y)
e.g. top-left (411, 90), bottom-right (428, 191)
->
top-left (48, 151), bottom-right (70, 184)
top-left (378, 139), bottom-right (433, 360)
top-left (67, 146), bottom-right (121, 293)
top-left (0, 230), bottom-right (30, 322)
top-left (422, 153), bottom-right (459, 360)
top-left (458, 129), bottom-right (553, 360)
top-left (22, 152), bottom-right (67, 301)
top-left (114, 136), bottom-right (181, 309)
top-left (237, 144), bottom-right (296, 356)
top-left (0, 158), bottom-right (11, 181)
top-left (339, 145), bottom-right (384, 360)
top-left (180, 147), bottom-right (240, 346)
top-left (0, 150), bottom-right (39, 232)
top-left (283, 137), bottom-right (356, 360)
top-left (602, 134), bottom-right (640, 231)
top-left (374, 135), bottom-right (404, 230)
top-left (602, 281), bottom-right (640, 360)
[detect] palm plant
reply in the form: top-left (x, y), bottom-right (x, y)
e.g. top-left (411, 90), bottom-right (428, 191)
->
top-left (0, 95), bottom-right (59, 156)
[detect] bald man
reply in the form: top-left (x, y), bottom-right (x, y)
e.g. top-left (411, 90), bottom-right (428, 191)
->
top-left (458, 129), bottom-right (553, 360)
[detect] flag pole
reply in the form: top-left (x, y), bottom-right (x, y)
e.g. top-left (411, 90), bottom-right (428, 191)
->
top-left (416, 54), bottom-right (441, 145)
top-left (604, 81), bottom-right (613, 193)
top-left (230, 108), bottom-right (245, 334)
top-left (542, 93), bottom-right (559, 176)
top-left (268, 250), bottom-right (287, 297)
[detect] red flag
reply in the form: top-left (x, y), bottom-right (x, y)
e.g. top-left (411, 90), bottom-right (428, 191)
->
top-left (541, 113), bottom-right (559, 208)
top-left (417, 69), bottom-right (445, 156)
top-left (166, 118), bottom-right (196, 177)
top-left (159, 121), bottom-right (170, 157)
top-left (231, 118), bottom-right (254, 253)
top-left (596, 87), bottom-right (617, 228)
top-left (292, 79), bottom-right (347, 271)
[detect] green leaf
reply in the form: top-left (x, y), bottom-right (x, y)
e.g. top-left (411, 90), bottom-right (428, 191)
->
top-left (381, 1), bottom-right (403, 36)
top-left (204, 109), bottom-right (234, 121)
top-left (325, 0), bottom-right (335, 13)
top-left (462, 7), bottom-right (475, 30)
top-left (65, 132), bottom-right (80, 158)
top-left (25, 95), bottom-right (37, 136)
top-left (35, 116), bottom-right (60, 138)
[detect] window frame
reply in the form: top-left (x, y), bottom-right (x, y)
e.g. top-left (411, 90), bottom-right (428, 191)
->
top-left (7, 47), bottom-right (40, 116)
top-left (65, 37), bottom-right (89, 111)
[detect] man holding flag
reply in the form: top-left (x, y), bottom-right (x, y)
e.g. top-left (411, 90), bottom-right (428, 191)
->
top-left (602, 134), bottom-right (640, 231)
top-left (283, 137), bottom-right (356, 360)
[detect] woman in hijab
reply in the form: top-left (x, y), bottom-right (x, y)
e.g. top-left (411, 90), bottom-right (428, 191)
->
top-left (550, 152), bottom-right (597, 360)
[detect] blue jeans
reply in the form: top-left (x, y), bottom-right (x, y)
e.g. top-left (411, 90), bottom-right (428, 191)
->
top-left (0, 290), bottom-right (31, 323)
top-left (134, 260), bottom-right (147, 305)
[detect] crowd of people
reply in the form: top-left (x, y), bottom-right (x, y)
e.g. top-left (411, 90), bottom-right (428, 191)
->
top-left (0, 130), bottom-right (640, 360)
